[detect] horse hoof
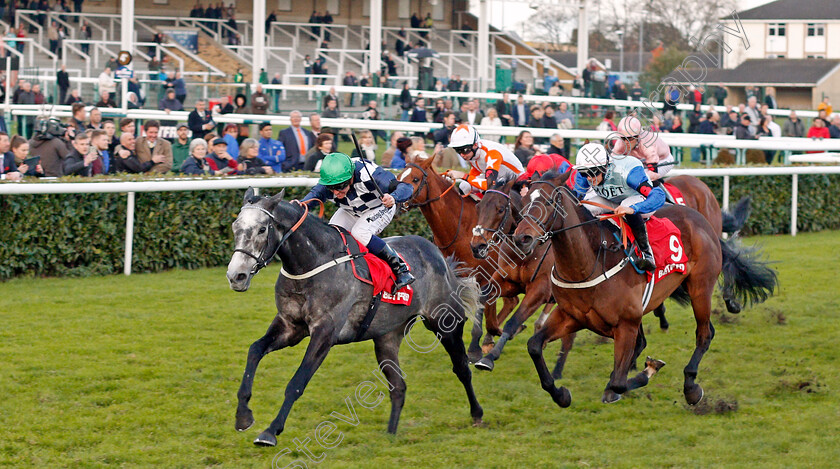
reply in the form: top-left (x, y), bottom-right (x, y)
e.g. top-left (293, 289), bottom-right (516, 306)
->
top-left (551, 369), bottom-right (563, 381)
top-left (725, 298), bottom-right (742, 314)
top-left (235, 409), bottom-right (255, 432)
top-left (685, 384), bottom-right (705, 406)
top-left (467, 349), bottom-right (483, 364)
top-left (659, 320), bottom-right (670, 331)
top-left (601, 389), bottom-right (622, 404)
top-left (481, 343), bottom-right (495, 354)
top-left (474, 357), bottom-right (495, 371)
top-left (472, 418), bottom-right (485, 427)
top-left (552, 386), bottom-right (572, 408)
top-left (645, 356), bottom-right (667, 372)
top-left (254, 431), bottom-right (277, 447)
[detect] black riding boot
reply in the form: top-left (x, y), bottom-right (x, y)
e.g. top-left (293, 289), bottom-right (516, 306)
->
top-left (375, 244), bottom-right (416, 293)
top-left (624, 212), bottom-right (656, 272)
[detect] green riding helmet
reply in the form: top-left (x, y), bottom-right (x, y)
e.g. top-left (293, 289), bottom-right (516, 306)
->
top-left (319, 152), bottom-right (354, 186)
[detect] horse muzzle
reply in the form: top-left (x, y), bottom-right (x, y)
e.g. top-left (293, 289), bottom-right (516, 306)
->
top-left (471, 242), bottom-right (489, 259)
top-left (514, 233), bottom-right (536, 256)
top-left (227, 269), bottom-right (253, 292)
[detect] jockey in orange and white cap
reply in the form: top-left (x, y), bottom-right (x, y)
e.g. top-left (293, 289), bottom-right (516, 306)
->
top-left (445, 124), bottom-right (524, 193)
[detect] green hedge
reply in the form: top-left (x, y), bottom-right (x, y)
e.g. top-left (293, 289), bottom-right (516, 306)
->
top-left (1, 173), bottom-right (837, 280)
top-left (703, 174), bottom-right (840, 236)
top-left (0, 185), bottom-right (432, 280)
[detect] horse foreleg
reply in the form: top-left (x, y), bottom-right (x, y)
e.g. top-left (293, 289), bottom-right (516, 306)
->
top-left (438, 322), bottom-right (484, 426)
top-left (602, 320), bottom-right (641, 404)
top-left (254, 321), bottom-right (336, 447)
top-left (527, 309), bottom-right (581, 408)
top-left (551, 332), bottom-right (577, 380)
top-left (236, 316), bottom-right (303, 432)
top-left (475, 289), bottom-right (547, 371)
top-left (373, 329), bottom-right (407, 434)
top-left (467, 302), bottom-right (485, 364)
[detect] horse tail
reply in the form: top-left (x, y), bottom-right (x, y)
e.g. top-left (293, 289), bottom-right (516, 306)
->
top-left (721, 196), bottom-right (751, 234)
top-left (448, 256), bottom-right (481, 327)
top-left (719, 236), bottom-right (778, 308)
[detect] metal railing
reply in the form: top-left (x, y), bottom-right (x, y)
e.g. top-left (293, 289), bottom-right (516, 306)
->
top-left (0, 166), bottom-right (837, 276)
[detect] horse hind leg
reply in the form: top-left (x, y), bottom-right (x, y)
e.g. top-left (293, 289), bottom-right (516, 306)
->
top-left (236, 317), bottom-right (302, 432)
top-left (436, 321), bottom-right (484, 426)
top-left (653, 303), bottom-right (670, 330)
top-left (373, 329), bottom-right (407, 434)
top-left (683, 280), bottom-right (716, 406)
top-left (254, 321), bottom-right (336, 447)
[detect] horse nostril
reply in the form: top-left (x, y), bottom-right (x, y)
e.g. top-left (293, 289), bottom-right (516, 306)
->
top-left (516, 235), bottom-right (533, 247)
top-left (235, 273), bottom-right (247, 283)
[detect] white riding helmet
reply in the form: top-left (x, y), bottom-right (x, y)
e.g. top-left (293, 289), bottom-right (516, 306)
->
top-left (617, 116), bottom-right (643, 138)
top-left (448, 124), bottom-right (480, 149)
top-left (574, 142), bottom-right (611, 172)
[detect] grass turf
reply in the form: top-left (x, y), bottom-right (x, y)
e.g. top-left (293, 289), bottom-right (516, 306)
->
top-left (1, 231), bottom-right (839, 468)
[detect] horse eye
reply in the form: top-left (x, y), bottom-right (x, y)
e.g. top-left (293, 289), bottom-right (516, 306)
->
top-left (413, 178), bottom-right (419, 183)
top-left (498, 207), bottom-right (505, 214)
top-left (258, 227), bottom-right (267, 234)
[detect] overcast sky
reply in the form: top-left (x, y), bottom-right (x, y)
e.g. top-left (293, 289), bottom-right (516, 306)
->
top-left (475, 0), bottom-right (776, 39)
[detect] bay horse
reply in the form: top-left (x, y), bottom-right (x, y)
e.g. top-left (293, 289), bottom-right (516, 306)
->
top-left (466, 177), bottom-right (576, 376)
top-left (512, 170), bottom-right (777, 406)
top-left (397, 154), bottom-right (520, 362)
top-left (227, 188), bottom-right (483, 446)
top-left (466, 174), bottom-right (751, 373)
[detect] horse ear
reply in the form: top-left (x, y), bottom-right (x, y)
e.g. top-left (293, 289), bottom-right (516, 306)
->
top-left (244, 187), bottom-right (258, 204)
top-left (419, 153), bottom-right (434, 168)
top-left (270, 189), bottom-right (286, 204)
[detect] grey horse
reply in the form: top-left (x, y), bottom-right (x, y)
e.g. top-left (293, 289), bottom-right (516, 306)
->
top-left (227, 188), bottom-right (484, 447)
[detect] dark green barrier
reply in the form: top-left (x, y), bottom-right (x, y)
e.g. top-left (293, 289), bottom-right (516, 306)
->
top-left (1, 173), bottom-right (837, 280)
top-left (703, 174), bottom-right (840, 236)
top-left (0, 186), bottom-right (431, 280)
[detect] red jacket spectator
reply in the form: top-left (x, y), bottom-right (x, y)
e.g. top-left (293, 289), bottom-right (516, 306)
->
top-left (806, 122), bottom-right (831, 153)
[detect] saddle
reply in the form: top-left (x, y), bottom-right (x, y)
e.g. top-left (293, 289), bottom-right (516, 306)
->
top-left (612, 217), bottom-right (688, 283)
top-left (333, 226), bottom-right (413, 305)
top-left (654, 180), bottom-right (686, 206)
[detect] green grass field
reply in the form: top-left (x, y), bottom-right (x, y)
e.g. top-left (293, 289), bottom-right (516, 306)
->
top-left (2, 232), bottom-right (839, 468)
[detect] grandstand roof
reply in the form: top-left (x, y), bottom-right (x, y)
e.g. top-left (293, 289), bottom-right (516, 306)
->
top-left (663, 59), bottom-right (840, 87)
top-left (728, 0), bottom-right (840, 21)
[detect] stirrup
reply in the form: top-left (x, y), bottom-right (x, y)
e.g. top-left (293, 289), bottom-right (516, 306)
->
top-left (392, 272), bottom-right (415, 294)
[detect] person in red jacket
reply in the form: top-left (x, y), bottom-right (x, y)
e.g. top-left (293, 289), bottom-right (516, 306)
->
top-left (806, 118), bottom-right (831, 153)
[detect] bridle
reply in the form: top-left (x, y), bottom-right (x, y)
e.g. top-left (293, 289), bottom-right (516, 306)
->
top-left (402, 162), bottom-right (465, 251)
top-left (233, 201), bottom-right (310, 276)
top-left (403, 162), bottom-right (456, 208)
top-left (472, 189), bottom-right (512, 245)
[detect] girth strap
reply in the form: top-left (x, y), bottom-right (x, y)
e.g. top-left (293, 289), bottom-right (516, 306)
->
top-left (280, 255), bottom-right (355, 280)
top-left (550, 257), bottom-right (630, 289)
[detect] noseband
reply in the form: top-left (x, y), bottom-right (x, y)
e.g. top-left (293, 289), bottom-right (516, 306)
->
top-left (472, 189), bottom-right (512, 243)
top-left (234, 201), bottom-right (309, 276)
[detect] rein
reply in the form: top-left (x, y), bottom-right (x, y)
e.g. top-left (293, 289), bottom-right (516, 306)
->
top-left (234, 201), bottom-right (310, 276)
top-left (404, 162), bottom-right (465, 251)
top-left (524, 179), bottom-right (632, 288)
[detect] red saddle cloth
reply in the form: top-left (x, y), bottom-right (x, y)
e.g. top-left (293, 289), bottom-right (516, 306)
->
top-left (336, 230), bottom-right (413, 305)
top-left (624, 216), bottom-right (688, 284)
top-left (662, 182), bottom-right (687, 206)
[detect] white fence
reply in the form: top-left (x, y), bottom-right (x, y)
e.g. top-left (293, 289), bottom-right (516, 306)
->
top-left (2, 166), bottom-right (839, 275)
top-left (5, 104), bottom-right (840, 161)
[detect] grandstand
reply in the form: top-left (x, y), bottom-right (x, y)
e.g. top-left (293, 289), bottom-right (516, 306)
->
top-left (5, 0), bottom-right (573, 111)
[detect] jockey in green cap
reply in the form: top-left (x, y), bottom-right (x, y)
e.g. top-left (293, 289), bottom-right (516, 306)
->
top-left (303, 152), bottom-right (416, 291)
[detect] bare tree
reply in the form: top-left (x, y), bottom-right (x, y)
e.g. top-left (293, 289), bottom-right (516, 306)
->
top-left (521, 4), bottom-right (576, 48)
top-left (639, 0), bottom-right (738, 46)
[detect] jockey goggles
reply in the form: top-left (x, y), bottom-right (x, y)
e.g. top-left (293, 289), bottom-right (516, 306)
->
top-left (578, 166), bottom-right (607, 179)
top-left (325, 179), bottom-right (352, 191)
top-left (453, 144), bottom-right (475, 155)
